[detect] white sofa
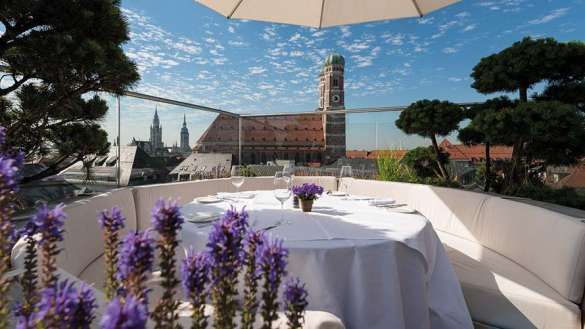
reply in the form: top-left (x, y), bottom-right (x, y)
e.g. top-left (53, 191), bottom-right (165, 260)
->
top-left (11, 176), bottom-right (342, 329)
top-left (349, 179), bottom-right (585, 329)
top-left (13, 176), bottom-right (584, 328)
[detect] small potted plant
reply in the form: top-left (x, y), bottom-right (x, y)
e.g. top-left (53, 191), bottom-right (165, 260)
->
top-left (292, 183), bottom-right (324, 212)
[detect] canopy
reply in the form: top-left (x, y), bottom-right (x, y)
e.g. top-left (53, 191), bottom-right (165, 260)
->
top-left (196, 0), bottom-right (460, 28)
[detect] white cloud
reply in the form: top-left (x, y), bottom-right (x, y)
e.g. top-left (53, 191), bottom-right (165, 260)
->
top-left (248, 66), bottom-right (267, 75)
top-left (228, 26), bottom-right (235, 33)
top-left (339, 26), bottom-right (351, 38)
top-left (442, 47), bottom-right (458, 54)
top-left (289, 50), bottom-right (304, 57)
top-left (417, 17), bottom-right (435, 25)
top-left (448, 77), bottom-right (463, 82)
top-left (228, 40), bottom-right (248, 47)
top-left (289, 33), bottom-right (302, 42)
top-left (528, 8), bottom-right (569, 25)
top-left (462, 24), bottom-right (477, 32)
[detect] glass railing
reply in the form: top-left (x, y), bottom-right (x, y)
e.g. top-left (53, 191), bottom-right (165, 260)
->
top-left (12, 91), bottom-right (485, 217)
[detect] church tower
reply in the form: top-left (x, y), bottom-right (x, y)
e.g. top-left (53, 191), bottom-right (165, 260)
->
top-left (150, 107), bottom-right (163, 152)
top-left (180, 114), bottom-right (190, 152)
top-left (318, 52), bottom-right (346, 163)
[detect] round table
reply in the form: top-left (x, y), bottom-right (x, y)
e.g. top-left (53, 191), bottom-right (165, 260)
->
top-left (180, 191), bottom-right (473, 329)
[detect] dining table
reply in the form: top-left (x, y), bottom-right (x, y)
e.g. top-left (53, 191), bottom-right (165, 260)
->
top-left (179, 190), bottom-right (473, 329)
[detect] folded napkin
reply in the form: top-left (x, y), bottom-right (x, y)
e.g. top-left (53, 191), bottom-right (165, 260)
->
top-left (217, 192), bottom-right (256, 199)
top-left (184, 211), bottom-right (222, 223)
top-left (368, 198), bottom-right (395, 206)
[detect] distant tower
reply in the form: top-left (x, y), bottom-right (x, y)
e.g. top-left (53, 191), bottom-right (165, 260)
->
top-left (150, 107), bottom-right (163, 151)
top-left (318, 52), bottom-right (346, 163)
top-left (180, 114), bottom-right (190, 152)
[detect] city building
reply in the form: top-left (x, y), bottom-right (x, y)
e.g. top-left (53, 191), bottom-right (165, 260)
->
top-left (194, 53), bottom-right (347, 165)
top-left (169, 152), bottom-right (231, 181)
top-left (180, 114), bottom-right (190, 152)
top-left (130, 109), bottom-right (192, 157)
top-left (58, 145), bottom-right (167, 186)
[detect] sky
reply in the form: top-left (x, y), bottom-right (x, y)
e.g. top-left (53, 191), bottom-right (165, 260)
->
top-left (103, 0), bottom-right (585, 150)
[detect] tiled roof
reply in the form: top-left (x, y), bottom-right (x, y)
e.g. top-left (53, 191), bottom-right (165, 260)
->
top-left (196, 114), bottom-right (325, 148)
top-left (347, 140), bottom-right (512, 162)
top-left (439, 139), bottom-right (513, 161)
top-left (554, 163), bottom-right (585, 189)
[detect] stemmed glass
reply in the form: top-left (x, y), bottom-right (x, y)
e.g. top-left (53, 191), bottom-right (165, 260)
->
top-left (282, 167), bottom-right (293, 187)
top-left (340, 165), bottom-right (353, 196)
top-left (274, 172), bottom-right (292, 225)
top-left (230, 166), bottom-right (245, 195)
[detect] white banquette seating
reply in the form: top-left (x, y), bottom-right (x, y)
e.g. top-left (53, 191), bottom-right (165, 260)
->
top-left (10, 176), bottom-right (342, 329)
top-left (11, 176), bottom-right (585, 328)
top-left (349, 179), bottom-right (585, 329)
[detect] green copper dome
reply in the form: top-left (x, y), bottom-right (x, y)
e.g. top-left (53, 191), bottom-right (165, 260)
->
top-left (323, 52), bottom-right (345, 67)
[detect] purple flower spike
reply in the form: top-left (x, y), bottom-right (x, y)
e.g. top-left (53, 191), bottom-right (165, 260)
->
top-left (32, 203), bottom-right (67, 245)
top-left (118, 230), bottom-right (154, 283)
top-left (100, 296), bottom-right (148, 329)
top-left (283, 277), bottom-right (309, 329)
top-left (26, 280), bottom-right (96, 328)
top-left (181, 248), bottom-right (210, 297)
top-left (222, 205), bottom-right (249, 235)
top-left (98, 207), bottom-right (125, 231)
top-left (151, 199), bottom-right (184, 235)
top-left (181, 248), bottom-right (210, 329)
top-left (0, 150), bottom-right (24, 194)
top-left (256, 237), bottom-right (288, 290)
top-left (292, 183), bottom-right (324, 200)
top-left (257, 237), bottom-right (289, 328)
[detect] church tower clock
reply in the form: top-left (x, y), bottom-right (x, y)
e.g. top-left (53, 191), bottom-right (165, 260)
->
top-left (318, 52), bottom-right (346, 164)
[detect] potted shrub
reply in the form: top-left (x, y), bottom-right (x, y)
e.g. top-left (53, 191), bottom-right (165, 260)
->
top-left (292, 183), bottom-right (324, 212)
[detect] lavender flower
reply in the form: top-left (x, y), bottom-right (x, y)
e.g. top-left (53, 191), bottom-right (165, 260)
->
top-left (257, 237), bottom-right (288, 329)
top-left (207, 207), bottom-right (249, 329)
top-left (291, 183), bottom-right (324, 200)
top-left (32, 203), bottom-right (67, 289)
top-left (20, 280), bottom-right (96, 329)
top-left (283, 277), bottom-right (309, 329)
top-left (98, 207), bottom-right (126, 300)
top-left (18, 221), bottom-right (40, 321)
top-left (241, 230), bottom-right (265, 329)
top-left (98, 207), bottom-right (125, 231)
top-left (0, 127), bottom-right (23, 328)
top-left (180, 248), bottom-right (210, 329)
top-left (151, 199), bottom-right (184, 329)
top-left (33, 203), bottom-right (66, 245)
top-left (118, 230), bottom-right (154, 302)
top-left (100, 296), bottom-right (148, 329)
top-left (151, 198), bottom-right (184, 234)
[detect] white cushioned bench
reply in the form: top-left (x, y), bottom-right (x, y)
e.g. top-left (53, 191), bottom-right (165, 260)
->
top-left (349, 179), bottom-right (585, 329)
top-left (11, 177), bottom-right (343, 329)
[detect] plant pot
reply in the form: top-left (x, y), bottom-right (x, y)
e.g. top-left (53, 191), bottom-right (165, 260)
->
top-left (293, 196), bottom-right (300, 209)
top-left (300, 199), bottom-right (314, 212)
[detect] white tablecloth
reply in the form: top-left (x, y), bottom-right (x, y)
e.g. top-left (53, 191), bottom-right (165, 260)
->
top-left (180, 191), bottom-right (473, 329)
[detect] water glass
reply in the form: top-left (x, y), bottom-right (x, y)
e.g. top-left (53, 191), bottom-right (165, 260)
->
top-left (231, 166), bottom-right (244, 194)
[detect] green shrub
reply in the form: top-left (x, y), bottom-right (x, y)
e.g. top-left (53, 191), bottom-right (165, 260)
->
top-left (376, 156), bottom-right (419, 183)
top-left (401, 146), bottom-right (448, 179)
top-left (503, 183), bottom-right (585, 210)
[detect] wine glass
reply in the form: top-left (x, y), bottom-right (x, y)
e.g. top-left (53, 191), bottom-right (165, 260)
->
top-left (340, 165), bottom-right (353, 196)
top-left (274, 172), bottom-right (292, 224)
top-left (282, 167), bottom-right (293, 187)
top-left (230, 166), bottom-right (245, 195)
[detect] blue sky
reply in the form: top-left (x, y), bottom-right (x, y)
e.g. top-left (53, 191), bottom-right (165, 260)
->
top-left (105, 0), bottom-right (585, 149)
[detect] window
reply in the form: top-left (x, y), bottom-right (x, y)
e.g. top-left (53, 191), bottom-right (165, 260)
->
top-left (333, 79), bottom-right (338, 87)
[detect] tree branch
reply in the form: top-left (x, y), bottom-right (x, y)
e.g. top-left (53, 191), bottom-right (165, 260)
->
top-left (21, 155), bottom-right (74, 184)
top-left (0, 74), bottom-right (29, 96)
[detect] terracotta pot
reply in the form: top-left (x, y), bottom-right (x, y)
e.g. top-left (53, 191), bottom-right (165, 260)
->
top-left (300, 199), bottom-right (314, 212)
